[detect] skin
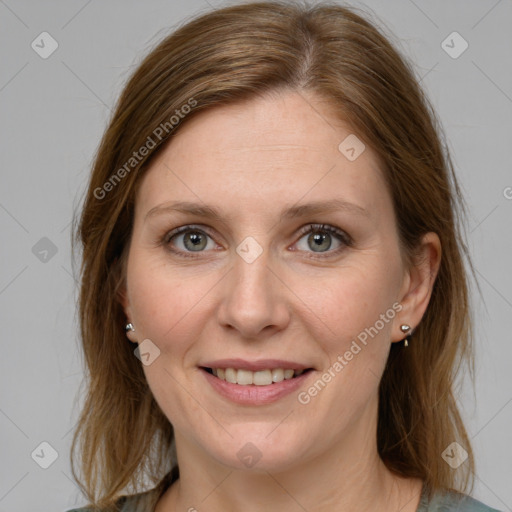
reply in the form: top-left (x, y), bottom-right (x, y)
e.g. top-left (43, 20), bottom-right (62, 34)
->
top-left (120, 90), bottom-right (441, 512)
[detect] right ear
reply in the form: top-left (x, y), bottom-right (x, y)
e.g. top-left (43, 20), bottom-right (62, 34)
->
top-left (115, 258), bottom-right (138, 344)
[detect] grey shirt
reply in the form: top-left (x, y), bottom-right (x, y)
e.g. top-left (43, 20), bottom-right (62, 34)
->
top-left (68, 487), bottom-right (502, 511)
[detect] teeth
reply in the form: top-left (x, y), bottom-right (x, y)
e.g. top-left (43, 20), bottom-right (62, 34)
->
top-left (225, 368), bottom-right (237, 384)
top-left (210, 367), bottom-right (307, 386)
top-left (254, 370), bottom-right (272, 385)
top-left (271, 368), bottom-right (284, 383)
top-left (237, 369), bottom-right (253, 385)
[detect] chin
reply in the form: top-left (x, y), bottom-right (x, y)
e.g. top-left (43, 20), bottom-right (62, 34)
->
top-left (203, 429), bottom-right (314, 473)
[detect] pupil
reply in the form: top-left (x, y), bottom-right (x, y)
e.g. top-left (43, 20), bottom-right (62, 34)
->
top-left (185, 232), bottom-right (205, 251)
top-left (308, 232), bottom-right (331, 252)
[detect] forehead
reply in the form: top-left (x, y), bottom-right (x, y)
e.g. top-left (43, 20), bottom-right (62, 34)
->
top-left (135, 90), bottom-right (392, 224)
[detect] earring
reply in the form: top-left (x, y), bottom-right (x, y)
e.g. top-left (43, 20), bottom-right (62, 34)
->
top-left (125, 323), bottom-right (135, 332)
top-left (400, 324), bottom-right (411, 347)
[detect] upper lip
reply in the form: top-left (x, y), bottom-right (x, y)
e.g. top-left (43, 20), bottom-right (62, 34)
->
top-left (200, 358), bottom-right (313, 372)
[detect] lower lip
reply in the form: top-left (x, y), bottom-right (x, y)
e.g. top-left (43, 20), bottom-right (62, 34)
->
top-left (201, 369), bottom-right (313, 405)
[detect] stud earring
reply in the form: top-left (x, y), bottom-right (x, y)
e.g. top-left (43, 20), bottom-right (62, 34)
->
top-left (400, 324), bottom-right (411, 347)
top-left (125, 323), bottom-right (135, 332)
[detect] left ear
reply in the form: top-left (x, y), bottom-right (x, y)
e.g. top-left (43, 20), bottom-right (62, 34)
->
top-left (392, 232), bottom-right (441, 342)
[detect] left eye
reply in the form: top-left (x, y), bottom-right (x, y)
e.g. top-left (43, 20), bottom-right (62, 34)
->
top-left (294, 224), bottom-right (349, 254)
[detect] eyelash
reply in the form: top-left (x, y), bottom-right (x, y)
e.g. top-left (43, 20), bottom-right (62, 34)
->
top-left (162, 223), bottom-right (352, 259)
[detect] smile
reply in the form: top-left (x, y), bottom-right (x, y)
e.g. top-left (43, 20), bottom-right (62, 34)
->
top-left (203, 367), bottom-right (309, 385)
top-left (200, 365), bottom-right (314, 405)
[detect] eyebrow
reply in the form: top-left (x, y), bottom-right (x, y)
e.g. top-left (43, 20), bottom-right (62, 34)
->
top-left (144, 199), bottom-right (370, 222)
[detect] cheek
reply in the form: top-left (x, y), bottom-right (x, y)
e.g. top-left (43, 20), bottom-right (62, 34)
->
top-left (125, 252), bottom-right (216, 355)
top-left (125, 254), bottom-right (218, 426)
top-left (293, 268), bottom-right (397, 427)
top-left (300, 260), bottom-right (400, 347)
top-left (294, 257), bottom-right (401, 408)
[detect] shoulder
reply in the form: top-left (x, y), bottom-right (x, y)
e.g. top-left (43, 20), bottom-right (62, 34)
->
top-left (420, 489), bottom-right (502, 512)
top-left (66, 469), bottom-right (176, 511)
top-left (66, 489), bottom-right (159, 512)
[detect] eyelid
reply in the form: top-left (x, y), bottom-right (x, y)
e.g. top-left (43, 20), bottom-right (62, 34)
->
top-left (163, 224), bottom-right (213, 244)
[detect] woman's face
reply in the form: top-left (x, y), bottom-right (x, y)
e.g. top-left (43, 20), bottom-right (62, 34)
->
top-left (122, 90), bottom-right (421, 473)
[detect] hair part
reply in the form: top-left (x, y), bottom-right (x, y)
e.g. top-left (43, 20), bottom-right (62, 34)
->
top-left (72, 1), bottom-right (475, 507)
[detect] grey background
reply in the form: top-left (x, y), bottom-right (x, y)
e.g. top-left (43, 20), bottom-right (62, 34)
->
top-left (0, 0), bottom-right (511, 510)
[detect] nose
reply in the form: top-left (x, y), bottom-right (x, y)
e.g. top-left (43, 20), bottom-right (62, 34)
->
top-left (216, 250), bottom-right (291, 340)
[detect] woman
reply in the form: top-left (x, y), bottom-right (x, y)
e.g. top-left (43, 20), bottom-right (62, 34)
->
top-left (68, 2), bottom-right (500, 511)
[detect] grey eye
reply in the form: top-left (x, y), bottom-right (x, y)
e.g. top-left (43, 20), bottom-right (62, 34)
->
top-left (169, 229), bottom-right (215, 252)
top-left (182, 231), bottom-right (208, 251)
top-left (295, 227), bottom-right (344, 254)
top-left (307, 232), bottom-right (333, 252)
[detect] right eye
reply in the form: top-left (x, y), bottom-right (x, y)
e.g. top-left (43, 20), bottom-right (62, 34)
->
top-left (164, 225), bottom-right (219, 256)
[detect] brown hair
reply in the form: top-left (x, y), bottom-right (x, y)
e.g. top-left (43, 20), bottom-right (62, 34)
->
top-left (71, 1), bottom-right (475, 508)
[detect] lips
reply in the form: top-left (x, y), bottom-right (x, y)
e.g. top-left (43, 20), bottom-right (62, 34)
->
top-left (199, 359), bottom-right (315, 405)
